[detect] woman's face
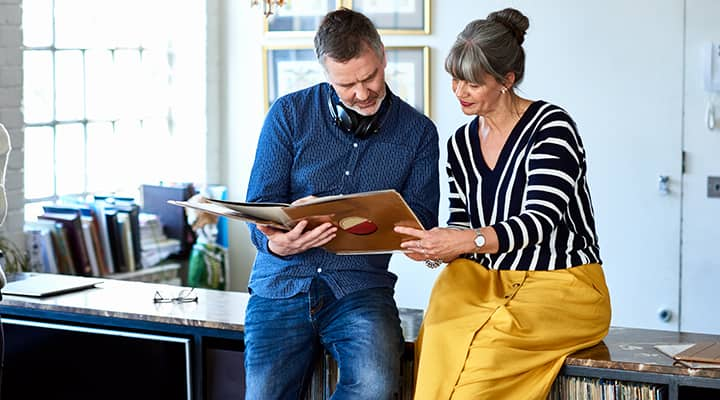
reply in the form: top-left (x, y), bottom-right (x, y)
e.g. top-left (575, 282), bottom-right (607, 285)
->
top-left (451, 73), bottom-right (506, 117)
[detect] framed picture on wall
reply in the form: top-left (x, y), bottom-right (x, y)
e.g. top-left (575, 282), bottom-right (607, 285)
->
top-left (264, 45), bottom-right (430, 117)
top-left (264, 46), bottom-right (325, 110)
top-left (264, 0), bottom-right (342, 35)
top-left (344, 0), bottom-right (430, 34)
top-left (385, 46), bottom-right (430, 116)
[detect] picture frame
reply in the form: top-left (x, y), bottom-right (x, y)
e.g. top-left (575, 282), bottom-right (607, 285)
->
top-left (342, 0), bottom-right (430, 34)
top-left (384, 46), bottom-right (430, 115)
top-left (264, 0), bottom-right (342, 36)
top-left (263, 46), bottom-right (325, 110)
top-left (263, 45), bottom-right (429, 117)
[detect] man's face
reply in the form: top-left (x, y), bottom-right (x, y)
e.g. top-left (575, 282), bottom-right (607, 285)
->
top-left (323, 45), bottom-right (387, 116)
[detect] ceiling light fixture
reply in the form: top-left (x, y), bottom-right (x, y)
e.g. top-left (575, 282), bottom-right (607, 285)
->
top-left (250, 0), bottom-right (287, 17)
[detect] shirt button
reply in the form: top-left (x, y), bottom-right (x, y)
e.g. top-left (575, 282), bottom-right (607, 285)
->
top-left (353, 143), bottom-right (358, 148)
top-left (317, 268), bottom-right (322, 273)
top-left (345, 171), bottom-right (350, 176)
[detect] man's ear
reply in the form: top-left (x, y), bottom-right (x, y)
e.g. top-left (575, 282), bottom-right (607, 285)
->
top-left (381, 45), bottom-right (387, 68)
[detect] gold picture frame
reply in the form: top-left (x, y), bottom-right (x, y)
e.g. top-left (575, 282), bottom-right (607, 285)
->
top-left (263, 45), bottom-right (430, 117)
top-left (264, 0), bottom-right (343, 36)
top-left (341, 0), bottom-right (430, 35)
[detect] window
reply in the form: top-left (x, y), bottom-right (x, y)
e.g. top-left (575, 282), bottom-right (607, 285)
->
top-left (23, 0), bottom-right (207, 216)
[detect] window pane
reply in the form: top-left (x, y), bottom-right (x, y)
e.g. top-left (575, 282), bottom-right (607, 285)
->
top-left (24, 126), bottom-right (55, 198)
top-left (140, 50), bottom-right (171, 118)
top-left (115, 50), bottom-right (143, 120)
top-left (22, 0), bottom-right (54, 47)
top-left (86, 121), bottom-right (115, 193)
top-left (111, 119), bottom-right (141, 192)
top-left (55, 123), bottom-right (85, 195)
top-left (55, 50), bottom-right (85, 121)
top-left (23, 51), bottom-right (54, 123)
top-left (113, 0), bottom-right (144, 48)
top-left (140, 0), bottom-right (172, 49)
top-left (136, 118), bottom-right (170, 184)
top-left (55, 0), bottom-right (114, 49)
top-left (85, 50), bottom-right (116, 121)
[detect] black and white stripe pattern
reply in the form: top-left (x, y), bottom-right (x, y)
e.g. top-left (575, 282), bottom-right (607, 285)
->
top-left (447, 101), bottom-right (601, 271)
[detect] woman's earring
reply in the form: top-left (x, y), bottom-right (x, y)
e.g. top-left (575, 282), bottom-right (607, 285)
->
top-left (501, 87), bottom-right (508, 94)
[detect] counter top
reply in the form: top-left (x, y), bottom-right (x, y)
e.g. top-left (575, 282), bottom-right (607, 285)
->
top-left (0, 273), bottom-right (424, 340)
top-left (1, 274), bottom-right (249, 332)
top-left (566, 326), bottom-right (720, 379)
top-left (2, 274), bottom-right (719, 381)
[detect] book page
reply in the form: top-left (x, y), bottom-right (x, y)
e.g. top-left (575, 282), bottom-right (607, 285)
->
top-left (168, 200), bottom-right (290, 230)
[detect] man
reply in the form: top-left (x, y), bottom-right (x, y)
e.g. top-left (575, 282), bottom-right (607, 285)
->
top-left (243, 8), bottom-right (439, 399)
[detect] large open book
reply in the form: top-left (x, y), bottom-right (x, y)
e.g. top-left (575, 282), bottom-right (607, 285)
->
top-left (168, 189), bottom-right (423, 254)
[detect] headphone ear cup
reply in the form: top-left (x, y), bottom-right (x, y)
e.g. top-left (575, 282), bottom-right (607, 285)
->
top-left (354, 117), bottom-right (376, 140)
top-left (336, 106), bottom-right (358, 133)
top-left (328, 92), bottom-right (358, 133)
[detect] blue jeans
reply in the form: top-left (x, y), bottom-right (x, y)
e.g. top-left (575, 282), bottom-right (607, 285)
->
top-left (244, 278), bottom-right (404, 400)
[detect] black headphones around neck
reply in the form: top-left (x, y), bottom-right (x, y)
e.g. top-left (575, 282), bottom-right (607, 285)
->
top-left (327, 86), bottom-right (392, 140)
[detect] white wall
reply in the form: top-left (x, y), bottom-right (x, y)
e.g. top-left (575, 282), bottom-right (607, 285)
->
top-left (217, 2), bottom-right (267, 291)
top-left (681, 0), bottom-right (720, 333)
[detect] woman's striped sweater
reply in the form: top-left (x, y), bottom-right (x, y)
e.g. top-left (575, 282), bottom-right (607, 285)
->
top-left (446, 100), bottom-right (601, 271)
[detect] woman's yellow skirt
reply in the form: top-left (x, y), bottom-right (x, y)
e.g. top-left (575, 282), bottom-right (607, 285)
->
top-left (414, 259), bottom-right (611, 400)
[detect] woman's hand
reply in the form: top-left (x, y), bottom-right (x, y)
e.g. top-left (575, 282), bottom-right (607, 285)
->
top-left (394, 226), bottom-right (477, 263)
top-left (258, 220), bottom-right (337, 257)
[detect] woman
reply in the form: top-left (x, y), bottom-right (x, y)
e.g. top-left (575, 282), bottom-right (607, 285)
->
top-left (395, 8), bottom-right (611, 400)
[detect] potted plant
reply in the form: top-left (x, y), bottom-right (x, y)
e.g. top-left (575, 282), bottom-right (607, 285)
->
top-left (0, 235), bottom-right (29, 275)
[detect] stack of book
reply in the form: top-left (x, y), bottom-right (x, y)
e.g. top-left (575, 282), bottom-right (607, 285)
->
top-left (22, 195), bottom-right (157, 277)
top-left (139, 212), bottom-right (181, 268)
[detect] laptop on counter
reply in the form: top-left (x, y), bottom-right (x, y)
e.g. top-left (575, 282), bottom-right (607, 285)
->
top-left (2, 273), bottom-right (103, 298)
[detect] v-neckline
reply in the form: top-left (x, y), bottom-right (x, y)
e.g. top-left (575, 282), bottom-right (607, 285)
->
top-left (471, 101), bottom-right (539, 176)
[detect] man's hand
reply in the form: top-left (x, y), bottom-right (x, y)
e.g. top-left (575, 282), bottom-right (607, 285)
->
top-left (258, 220), bottom-right (337, 257)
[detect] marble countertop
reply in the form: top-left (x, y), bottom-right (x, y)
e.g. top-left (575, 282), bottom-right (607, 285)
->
top-left (2, 274), bottom-right (719, 380)
top-left (566, 326), bottom-right (720, 379)
top-left (1, 274), bottom-right (250, 332)
top-left (0, 273), bottom-right (425, 340)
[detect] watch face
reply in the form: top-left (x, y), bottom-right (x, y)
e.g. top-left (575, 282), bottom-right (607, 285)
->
top-left (474, 232), bottom-right (486, 247)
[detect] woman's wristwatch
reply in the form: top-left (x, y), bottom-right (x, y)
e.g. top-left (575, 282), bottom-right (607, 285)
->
top-left (473, 229), bottom-right (486, 249)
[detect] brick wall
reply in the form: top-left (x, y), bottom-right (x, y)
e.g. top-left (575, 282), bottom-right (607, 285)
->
top-left (0, 0), bottom-right (25, 243)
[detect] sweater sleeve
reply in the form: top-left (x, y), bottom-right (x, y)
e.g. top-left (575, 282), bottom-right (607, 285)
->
top-left (492, 114), bottom-right (585, 253)
top-left (445, 127), bottom-right (472, 229)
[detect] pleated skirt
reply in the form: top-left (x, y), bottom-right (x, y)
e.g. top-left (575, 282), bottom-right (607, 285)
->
top-left (413, 259), bottom-right (611, 400)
